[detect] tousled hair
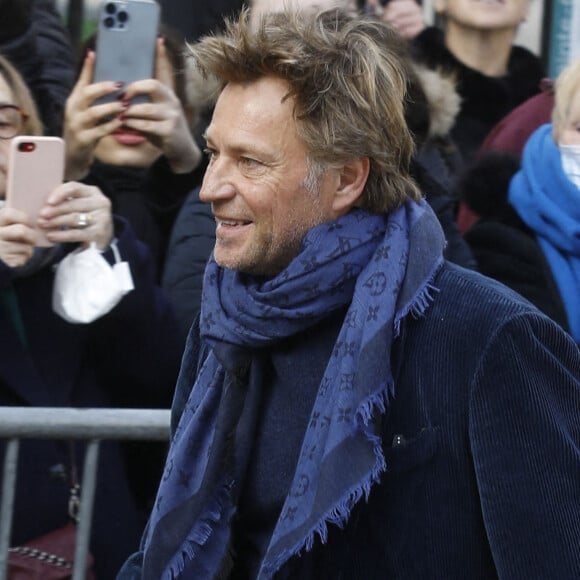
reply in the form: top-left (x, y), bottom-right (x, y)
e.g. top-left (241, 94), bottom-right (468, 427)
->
top-left (0, 53), bottom-right (43, 136)
top-left (189, 8), bottom-right (421, 213)
top-left (552, 59), bottom-right (580, 142)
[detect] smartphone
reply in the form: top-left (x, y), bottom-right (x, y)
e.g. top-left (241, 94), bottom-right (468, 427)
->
top-left (93, 0), bottom-right (160, 105)
top-left (5, 136), bottom-right (65, 247)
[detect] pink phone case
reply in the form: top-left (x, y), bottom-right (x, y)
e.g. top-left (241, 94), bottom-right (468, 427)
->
top-left (5, 136), bottom-right (65, 247)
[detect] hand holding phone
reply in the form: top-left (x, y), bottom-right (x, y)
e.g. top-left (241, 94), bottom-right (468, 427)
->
top-left (0, 206), bottom-right (37, 268)
top-left (93, 0), bottom-right (160, 105)
top-left (5, 136), bottom-right (65, 247)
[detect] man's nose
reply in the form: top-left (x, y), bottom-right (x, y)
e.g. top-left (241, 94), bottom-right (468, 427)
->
top-left (199, 158), bottom-right (237, 202)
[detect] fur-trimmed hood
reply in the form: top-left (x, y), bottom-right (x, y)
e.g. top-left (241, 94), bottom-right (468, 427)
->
top-left (413, 64), bottom-right (461, 140)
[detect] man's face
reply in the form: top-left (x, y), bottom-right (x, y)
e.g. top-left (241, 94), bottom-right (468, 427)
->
top-left (200, 76), bottom-right (341, 277)
top-left (434, 0), bottom-right (529, 31)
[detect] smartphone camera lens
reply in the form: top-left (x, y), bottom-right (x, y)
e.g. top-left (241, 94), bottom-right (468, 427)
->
top-left (104, 15), bottom-right (115, 28)
top-left (18, 142), bottom-right (36, 153)
top-left (105, 2), bottom-right (116, 14)
top-left (117, 10), bottom-right (129, 24)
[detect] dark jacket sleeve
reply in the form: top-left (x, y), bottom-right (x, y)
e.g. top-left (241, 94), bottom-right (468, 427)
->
top-left (90, 217), bottom-right (184, 407)
top-left (0, 0), bottom-right (75, 136)
top-left (411, 151), bottom-right (477, 270)
top-left (161, 186), bottom-right (215, 342)
top-left (469, 312), bottom-right (580, 578)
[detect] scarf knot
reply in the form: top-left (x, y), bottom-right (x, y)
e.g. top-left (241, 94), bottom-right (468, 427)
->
top-left (143, 201), bottom-right (445, 579)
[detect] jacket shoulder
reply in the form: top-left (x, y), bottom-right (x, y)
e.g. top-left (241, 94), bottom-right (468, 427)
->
top-left (428, 262), bottom-right (568, 337)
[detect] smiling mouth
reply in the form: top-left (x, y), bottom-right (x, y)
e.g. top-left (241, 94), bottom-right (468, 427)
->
top-left (216, 218), bottom-right (252, 227)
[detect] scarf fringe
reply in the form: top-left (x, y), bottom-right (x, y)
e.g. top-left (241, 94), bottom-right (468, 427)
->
top-left (262, 389), bottom-right (388, 579)
top-left (263, 264), bottom-right (443, 578)
top-left (263, 461), bottom-right (384, 579)
top-left (394, 275), bottom-right (441, 337)
top-left (356, 382), bottom-right (390, 426)
top-left (164, 483), bottom-right (232, 579)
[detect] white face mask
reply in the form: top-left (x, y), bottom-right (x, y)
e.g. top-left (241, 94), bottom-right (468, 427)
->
top-left (52, 240), bottom-right (134, 324)
top-left (559, 144), bottom-right (580, 191)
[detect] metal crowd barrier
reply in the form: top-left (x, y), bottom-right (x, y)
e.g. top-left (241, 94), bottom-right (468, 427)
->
top-left (0, 407), bottom-right (171, 580)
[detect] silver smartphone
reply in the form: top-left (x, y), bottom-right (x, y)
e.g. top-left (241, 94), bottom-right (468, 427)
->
top-left (93, 0), bottom-right (160, 105)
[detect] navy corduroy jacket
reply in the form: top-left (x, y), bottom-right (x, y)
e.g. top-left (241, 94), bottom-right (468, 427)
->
top-left (119, 262), bottom-right (580, 579)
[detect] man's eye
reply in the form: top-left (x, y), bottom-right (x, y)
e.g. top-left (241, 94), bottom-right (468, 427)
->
top-left (203, 148), bottom-right (217, 160)
top-left (240, 157), bottom-right (262, 169)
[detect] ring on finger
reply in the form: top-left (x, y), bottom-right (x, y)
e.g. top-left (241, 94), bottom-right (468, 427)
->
top-left (76, 212), bottom-right (91, 229)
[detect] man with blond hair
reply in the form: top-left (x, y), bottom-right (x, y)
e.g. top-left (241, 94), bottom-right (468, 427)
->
top-left (119, 9), bottom-right (580, 580)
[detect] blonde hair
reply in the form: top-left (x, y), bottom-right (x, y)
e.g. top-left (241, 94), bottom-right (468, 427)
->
top-left (189, 8), bottom-right (421, 213)
top-left (552, 59), bottom-right (580, 142)
top-left (0, 54), bottom-right (43, 136)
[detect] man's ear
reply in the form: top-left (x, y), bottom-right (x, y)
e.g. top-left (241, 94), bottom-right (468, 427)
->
top-left (332, 157), bottom-right (370, 214)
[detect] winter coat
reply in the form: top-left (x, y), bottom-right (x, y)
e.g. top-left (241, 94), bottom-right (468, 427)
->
top-left (118, 262), bottom-right (580, 579)
top-left (161, 185), bottom-right (215, 342)
top-left (412, 27), bottom-right (544, 163)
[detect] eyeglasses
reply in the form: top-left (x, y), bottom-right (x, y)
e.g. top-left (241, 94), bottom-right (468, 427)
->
top-left (0, 105), bottom-right (29, 140)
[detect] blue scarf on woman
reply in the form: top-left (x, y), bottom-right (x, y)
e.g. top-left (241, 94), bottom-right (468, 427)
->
top-left (509, 123), bottom-right (580, 342)
top-left (142, 199), bottom-right (445, 579)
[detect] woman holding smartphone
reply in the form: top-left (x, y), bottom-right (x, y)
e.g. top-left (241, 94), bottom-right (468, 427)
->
top-left (63, 28), bottom-right (212, 281)
top-left (0, 53), bottom-right (183, 579)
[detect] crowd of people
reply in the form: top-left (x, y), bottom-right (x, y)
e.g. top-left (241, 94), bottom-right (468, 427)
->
top-left (0, 0), bottom-right (578, 578)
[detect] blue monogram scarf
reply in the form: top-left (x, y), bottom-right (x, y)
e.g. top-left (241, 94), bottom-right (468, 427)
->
top-left (142, 200), bottom-right (445, 579)
top-left (509, 124), bottom-right (580, 343)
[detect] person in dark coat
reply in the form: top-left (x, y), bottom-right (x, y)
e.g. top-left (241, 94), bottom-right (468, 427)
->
top-left (161, 185), bottom-right (215, 342)
top-left (404, 62), bottom-right (476, 269)
top-left (411, 0), bottom-right (544, 163)
top-left (63, 29), bottom-right (209, 279)
top-left (0, 54), bottom-right (182, 578)
top-left (118, 10), bottom-right (580, 579)
top-left (455, 83), bottom-right (555, 234)
top-left (0, 0), bottom-right (75, 136)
